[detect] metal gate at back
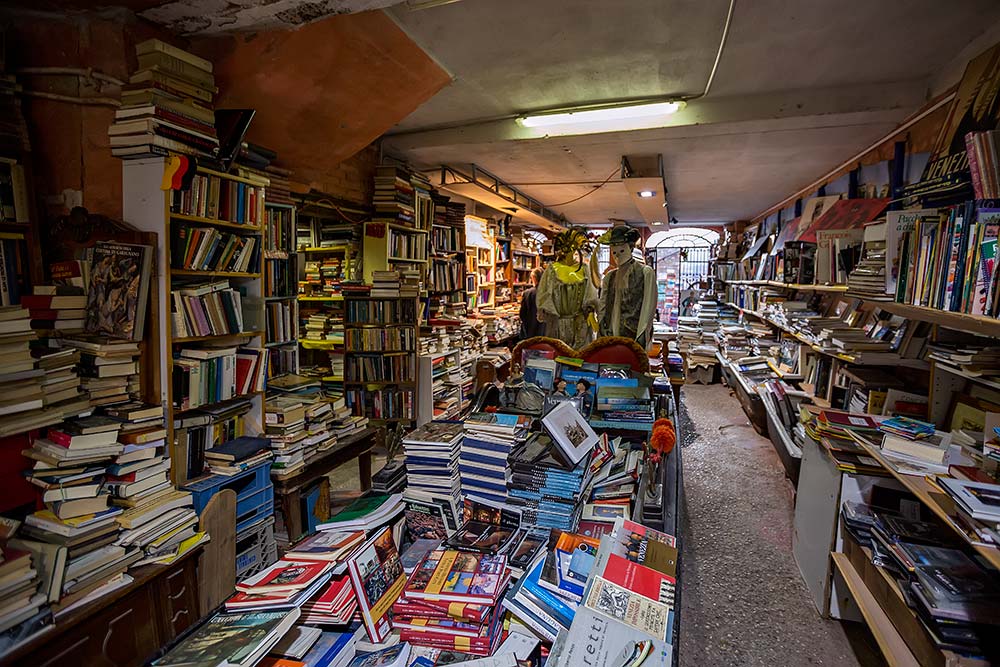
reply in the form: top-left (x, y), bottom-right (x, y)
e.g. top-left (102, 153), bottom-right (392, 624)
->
top-left (645, 245), bottom-right (715, 326)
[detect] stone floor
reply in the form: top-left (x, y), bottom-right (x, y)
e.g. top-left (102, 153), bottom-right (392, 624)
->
top-left (676, 384), bottom-right (884, 667)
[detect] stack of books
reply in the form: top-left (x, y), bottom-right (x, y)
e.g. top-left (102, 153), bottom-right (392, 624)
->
top-left (393, 549), bottom-right (510, 656)
top-left (401, 421), bottom-right (464, 542)
top-left (202, 435), bottom-right (272, 476)
top-left (298, 575), bottom-right (359, 625)
top-left (22, 287), bottom-right (87, 333)
top-left (265, 396), bottom-right (309, 478)
top-left (60, 335), bottom-right (142, 407)
top-left (317, 494), bottom-right (405, 534)
top-left (34, 347), bottom-right (84, 408)
top-left (371, 459), bottom-right (406, 495)
top-left (593, 384), bottom-right (654, 423)
top-left (938, 478), bottom-right (1000, 543)
top-left (370, 271), bottom-right (402, 298)
top-left (0, 541), bottom-right (46, 634)
top-left (460, 412), bottom-right (532, 504)
top-left (24, 506), bottom-right (140, 615)
top-left (0, 307), bottom-right (42, 415)
top-left (507, 434), bottom-right (593, 532)
top-left (587, 445), bottom-right (643, 517)
top-left (110, 39), bottom-right (219, 160)
top-left (373, 164), bottom-right (415, 228)
top-left (225, 558), bottom-right (335, 612)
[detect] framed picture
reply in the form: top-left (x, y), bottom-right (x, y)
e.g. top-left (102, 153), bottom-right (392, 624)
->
top-left (541, 400), bottom-right (599, 465)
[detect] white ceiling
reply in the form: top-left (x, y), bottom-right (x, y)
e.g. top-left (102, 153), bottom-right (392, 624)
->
top-left (384, 0), bottom-right (1000, 225)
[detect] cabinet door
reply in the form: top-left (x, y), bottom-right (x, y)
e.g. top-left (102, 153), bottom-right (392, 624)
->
top-left (157, 559), bottom-right (200, 641)
top-left (27, 587), bottom-right (159, 667)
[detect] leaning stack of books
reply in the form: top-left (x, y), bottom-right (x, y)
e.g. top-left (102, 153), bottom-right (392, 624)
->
top-left (21, 416), bottom-right (123, 522)
top-left (460, 412), bottom-right (531, 504)
top-left (543, 518), bottom-right (678, 667)
top-left (593, 384), bottom-right (654, 423)
top-left (302, 397), bottom-right (338, 463)
top-left (401, 421), bottom-right (463, 541)
top-left (298, 575), bottom-right (360, 626)
top-left (111, 39), bottom-right (219, 160)
top-left (393, 549), bottom-right (510, 656)
top-left (587, 445), bottom-right (643, 518)
top-left (507, 434), bottom-right (593, 532)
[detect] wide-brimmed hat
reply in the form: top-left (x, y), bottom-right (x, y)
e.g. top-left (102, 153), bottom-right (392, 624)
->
top-left (596, 226), bottom-right (640, 246)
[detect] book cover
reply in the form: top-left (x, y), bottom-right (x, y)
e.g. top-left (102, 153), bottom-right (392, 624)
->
top-left (345, 525), bottom-right (406, 643)
top-left (540, 401), bottom-right (599, 465)
top-left (236, 560), bottom-right (330, 594)
top-left (584, 575), bottom-right (671, 642)
top-left (445, 497), bottom-right (521, 555)
top-left (153, 609), bottom-right (299, 667)
top-left (84, 241), bottom-right (153, 342)
top-left (284, 530), bottom-right (365, 562)
top-left (403, 549), bottom-right (508, 604)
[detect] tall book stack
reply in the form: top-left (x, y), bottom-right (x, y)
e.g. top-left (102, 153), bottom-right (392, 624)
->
top-left (459, 412), bottom-right (532, 504)
top-left (110, 39), bottom-right (219, 160)
top-left (508, 434), bottom-right (594, 532)
top-left (21, 287), bottom-right (86, 334)
top-left (401, 421), bottom-right (463, 542)
top-left (373, 164), bottom-right (415, 228)
top-left (61, 336), bottom-right (142, 407)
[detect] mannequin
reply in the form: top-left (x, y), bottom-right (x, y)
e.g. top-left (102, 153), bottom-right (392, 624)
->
top-left (597, 226), bottom-right (656, 347)
top-left (536, 227), bottom-right (599, 349)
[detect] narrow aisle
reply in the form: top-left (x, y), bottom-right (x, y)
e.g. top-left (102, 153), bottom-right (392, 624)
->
top-left (677, 384), bottom-right (873, 666)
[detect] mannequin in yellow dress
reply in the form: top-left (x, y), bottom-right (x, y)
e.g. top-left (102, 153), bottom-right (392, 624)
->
top-left (536, 227), bottom-right (599, 349)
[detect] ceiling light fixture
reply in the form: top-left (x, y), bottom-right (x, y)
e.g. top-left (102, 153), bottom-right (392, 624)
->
top-left (638, 190), bottom-right (656, 198)
top-left (518, 101), bottom-right (684, 129)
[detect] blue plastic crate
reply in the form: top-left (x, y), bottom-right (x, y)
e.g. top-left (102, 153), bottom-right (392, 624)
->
top-left (182, 463), bottom-right (272, 516)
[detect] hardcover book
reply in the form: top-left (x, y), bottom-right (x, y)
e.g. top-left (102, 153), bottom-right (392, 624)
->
top-left (345, 525), bottom-right (406, 643)
top-left (84, 241), bottom-right (153, 341)
top-left (153, 609), bottom-right (300, 667)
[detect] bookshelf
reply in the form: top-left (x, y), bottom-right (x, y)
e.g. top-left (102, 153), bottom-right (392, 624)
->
top-left (465, 249), bottom-right (479, 310)
top-left (362, 221), bottom-right (429, 281)
top-left (123, 158), bottom-right (267, 483)
top-left (263, 202), bottom-right (297, 380)
top-left (416, 349), bottom-right (464, 426)
top-left (343, 295), bottom-right (419, 425)
top-left (295, 204), bottom-right (363, 391)
top-left (511, 247), bottom-right (539, 297)
top-left (494, 232), bottom-right (511, 305)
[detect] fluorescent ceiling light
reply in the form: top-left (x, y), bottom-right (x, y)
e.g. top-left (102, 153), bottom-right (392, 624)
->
top-left (518, 101), bottom-right (684, 128)
top-left (638, 190), bottom-right (656, 198)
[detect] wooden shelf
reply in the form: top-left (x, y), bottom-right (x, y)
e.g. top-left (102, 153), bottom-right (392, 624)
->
top-left (264, 295), bottom-right (296, 301)
top-left (170, 213), bottom-right (262, 232)
top-left (264, 340), bottom-right (296, 348)
top-left (172, 330), bottom-right (264, 343)
top-left (343, 380), bottom-right (417, 386)
top-left (197, 165), bottom-right (269, 186)
top-left (387, 256), bottom-right (428, 264)
top-left (850, 433), bottom-right (1000, 571)
top-left (300, 246), bottom-right (352, 253)
top-left (384, 222), bottom-right (430, 235)
top-left (298, 295), bottom-right (344, 302)
top-left (830, 553), bottom-right (919, 667)
top-left (174, 390), bottom-right (264, 415)
top-left (865, 300), bottom-right (1000, 338)
top-left (346, 350), bottom-right (414, 355)
top-left (299, 340), bottom-right (343, 350)
top-left (171, 269), bottom-right (262, 279)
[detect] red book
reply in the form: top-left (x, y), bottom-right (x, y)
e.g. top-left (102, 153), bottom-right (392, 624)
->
top-left (398, 608), bottom-right (504, 656)
top-left (798, 198), bottom-right (891, 243)
top-left (235, 355), bottom-right (253, 395)
top-left (392, 595), bottom-right (490, 623)
top-left (819, 411), bottom-right (879, 429)
top-left (235, 559), bottom-right (330, 594)
top-left (20, 295), bottom-right (87, 310)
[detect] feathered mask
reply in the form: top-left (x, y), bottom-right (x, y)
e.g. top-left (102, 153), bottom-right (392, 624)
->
top-left (553, 226), bottom-right (594, 267)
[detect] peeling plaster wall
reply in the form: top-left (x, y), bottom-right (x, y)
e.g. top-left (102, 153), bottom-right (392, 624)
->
top-left (193, 10), bottom-right (451, 197)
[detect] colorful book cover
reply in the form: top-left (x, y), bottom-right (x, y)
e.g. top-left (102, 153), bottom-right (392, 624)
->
top-left (404, 549), bottom-right (508, 604)
top-left (84, 241), bottom-right (153, 342)
top-left (345, 525), bottom-right (406, 643)
top-left (284, 530), bottom-right (365, 561)
top-left (584, 575), bottom-right (671, 642)
top-left (972, 210), bottom-right (1000, 315)
top-left (444, 497), bottom-right (521, 555)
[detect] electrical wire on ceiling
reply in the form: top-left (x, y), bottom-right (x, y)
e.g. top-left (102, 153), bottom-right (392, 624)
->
top-left (544, 166), bottom-right (620, 207)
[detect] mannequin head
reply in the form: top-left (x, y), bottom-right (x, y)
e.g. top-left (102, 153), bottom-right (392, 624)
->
top-left (611, 242), bottom-right (633, 266)
top-left (597, 226), bottom-right (641, 268)
top-left (553, 227), bottom-right (593, 267)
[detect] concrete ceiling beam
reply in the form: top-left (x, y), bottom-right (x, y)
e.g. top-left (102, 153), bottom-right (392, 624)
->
top-left (383, 80), bottom-right (929, 152)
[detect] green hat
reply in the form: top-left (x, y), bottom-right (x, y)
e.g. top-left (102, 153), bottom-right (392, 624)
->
top-left (597, 226), bottom-right (640, 246)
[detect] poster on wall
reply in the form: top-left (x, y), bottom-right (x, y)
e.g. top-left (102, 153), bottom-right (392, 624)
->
top-left (904, 43), bottom-right (1000, 204)
top-left (465, 215), bottom-right (492, 250)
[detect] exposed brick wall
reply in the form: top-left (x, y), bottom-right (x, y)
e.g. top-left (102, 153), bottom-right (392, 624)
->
top-left (313, 143), bottom-right (377, 206)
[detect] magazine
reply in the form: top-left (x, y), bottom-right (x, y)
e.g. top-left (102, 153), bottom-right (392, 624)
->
top-left (153, 609), bottom-right (300, 667)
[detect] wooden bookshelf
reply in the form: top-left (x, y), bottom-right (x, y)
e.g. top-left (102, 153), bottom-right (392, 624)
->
top-left (263, 202), bottom-right (298, 380)
top-left (123, 159), bottom-right (268, 483)
top-left (343, 295), bottom-right (419, 425)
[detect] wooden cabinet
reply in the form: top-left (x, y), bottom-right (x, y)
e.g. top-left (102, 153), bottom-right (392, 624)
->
top-left (4, 549), bottom-right (201, 667)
